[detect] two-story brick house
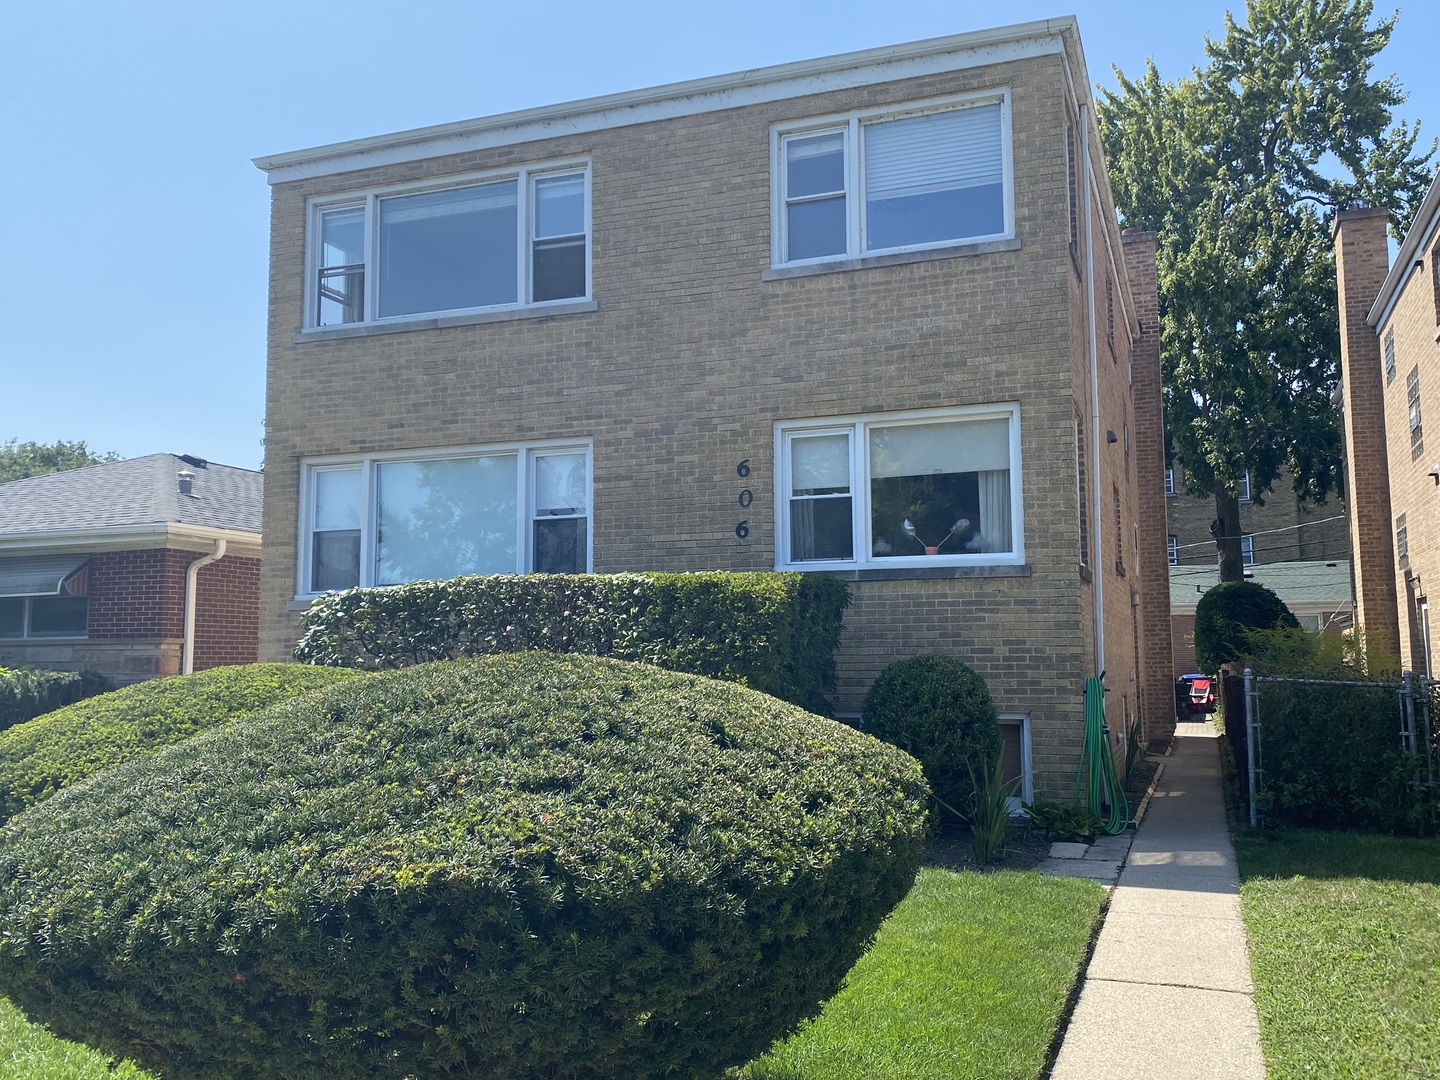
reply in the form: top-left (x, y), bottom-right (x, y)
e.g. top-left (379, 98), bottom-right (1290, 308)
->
top-left (255, 17), bottom-right (1172, 794)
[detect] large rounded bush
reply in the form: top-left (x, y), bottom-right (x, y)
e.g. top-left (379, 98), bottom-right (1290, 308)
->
top-left (0, 663), bottom-right (362, 824)
top-left (0, 653), bottom-right (929, 1080)
top-left (861, 654), bottom-right (1001, 817)
top-left (1193, 580), bottom-right (1301, 673)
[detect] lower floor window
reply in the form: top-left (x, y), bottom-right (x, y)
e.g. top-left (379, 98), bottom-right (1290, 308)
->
top-left (0, 594), bottom-right (88, 639)
top-left (998, 713), bottom-right (1032, 811)
top-left (302, 442), bottom-right (590, 593)
top-left (777, 405), bottom-right (1022, 569)
top-left (0, 558), bottom-right (89, 639)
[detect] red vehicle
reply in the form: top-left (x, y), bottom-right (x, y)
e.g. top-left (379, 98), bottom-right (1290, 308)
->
top-left (1176, 674), bottom-right (1216, 715)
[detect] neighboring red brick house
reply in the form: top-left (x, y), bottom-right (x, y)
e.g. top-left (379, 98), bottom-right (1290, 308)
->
top-left (0, 454), bottom-right (261, 685)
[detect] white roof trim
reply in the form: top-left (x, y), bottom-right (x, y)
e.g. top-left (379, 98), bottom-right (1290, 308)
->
top-left (1368, 168), bottom-right (1440, 330)
top-left (254, 19), bottom-right (1075, 184)
top-left (0, 524), bottom-right (261, 557)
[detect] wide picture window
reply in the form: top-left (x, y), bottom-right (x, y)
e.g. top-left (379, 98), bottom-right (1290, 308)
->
top-left (311, 164), bottom-right (588, 327)
top-left (778, 408), bottom-right (1021, 569)
top-left (777, 95), bottom-right (1010, 265)
top-left (302, 445), bottom-right (590, 593)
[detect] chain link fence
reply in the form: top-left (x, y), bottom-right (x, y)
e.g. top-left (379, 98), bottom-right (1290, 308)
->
top-left (1223, 668), bottom-right (1439, 835)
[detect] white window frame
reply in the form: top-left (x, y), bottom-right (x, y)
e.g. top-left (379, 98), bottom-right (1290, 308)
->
top-left (773, 404), bottom-right (1024, 571)
top-left (999, 712), bottom-right (1033, 814)
top-left (296, 439), bottom-right (593, 597)
top-left (1168, 535), bottom-right (1178, 565)
top-left (304, 158), bottom-right (592, 330)
top-left (770, 90), bottom-right (1015, 268)
top-left (1240, 535), bottom-right (1255, 565)
top-left (1238, 470), bottom-right (1251, 502)
top-left (1165, 467), bottom-right (1175, 496)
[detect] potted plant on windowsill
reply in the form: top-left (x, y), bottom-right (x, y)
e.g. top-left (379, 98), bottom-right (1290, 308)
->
top-left (902, 517), bottom-right (984, 554)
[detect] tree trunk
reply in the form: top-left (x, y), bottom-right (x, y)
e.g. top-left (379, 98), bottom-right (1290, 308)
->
top-left (1214, 486), bottom-right (1244, 582)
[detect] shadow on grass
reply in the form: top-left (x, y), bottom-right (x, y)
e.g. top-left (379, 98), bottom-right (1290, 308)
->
top-left (1234, 826), bottom-right (1440, 885)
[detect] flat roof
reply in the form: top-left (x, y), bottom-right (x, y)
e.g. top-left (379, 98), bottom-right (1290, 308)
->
top-left (254, 17), bottom-right (1082, 184)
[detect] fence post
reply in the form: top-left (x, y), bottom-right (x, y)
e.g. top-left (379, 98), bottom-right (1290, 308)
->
top-left (1244, 667), bottom-right (1259, 828)
top-left (1401, 670), bottom-right (1417, 755)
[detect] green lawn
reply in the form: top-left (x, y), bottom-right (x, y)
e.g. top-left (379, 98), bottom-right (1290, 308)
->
top-left (0, 997), bottom-right (155, 1080)
top-left (1235, 828), bottom-right (1440, 1080)
top-left (738, 868), bottom-right (1107, 1080)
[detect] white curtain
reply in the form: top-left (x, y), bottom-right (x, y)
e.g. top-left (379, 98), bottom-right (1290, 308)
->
top-left (977, 470), bottom-right (1012, 553)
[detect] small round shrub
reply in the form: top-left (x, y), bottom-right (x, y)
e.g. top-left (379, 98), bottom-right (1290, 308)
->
top-left (0, 653), bottom-right (929, 1080)
top-left (1193, 581), bottom-right (1301, 673)
top-left (861, 654), bottom-right (1001, 817)
top-left (0, 663), bottom-right (362, 824)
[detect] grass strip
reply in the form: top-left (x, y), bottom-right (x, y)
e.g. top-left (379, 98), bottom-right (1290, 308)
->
top-left (1235, 828), bottom-right (1440, 1080)
top-left (0, 997), bottom-right (155, 1079)
top-left (739, 867), bottom-right (1106, 1080)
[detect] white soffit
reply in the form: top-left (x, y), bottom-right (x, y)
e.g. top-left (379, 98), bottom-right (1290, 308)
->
top-left (255, 20), bottom-right (1072, 184)
top-left (1368, 168), bottom-right (1440, 331)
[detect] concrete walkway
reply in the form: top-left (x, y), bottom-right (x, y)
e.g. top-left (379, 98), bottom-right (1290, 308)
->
top-left (1050, 720), bottom-right (1267, 1080)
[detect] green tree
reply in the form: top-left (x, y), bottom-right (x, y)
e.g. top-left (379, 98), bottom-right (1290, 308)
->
top-left (1099, 0), bottom-right (1434, 580)
top-left (0, 439), bottom-right (119, 484)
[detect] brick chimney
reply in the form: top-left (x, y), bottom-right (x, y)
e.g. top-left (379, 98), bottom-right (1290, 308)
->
top-left (1123, 228), bottom-right (1174, 743)
top-left (1333, 207), bottom-right (1401, 658)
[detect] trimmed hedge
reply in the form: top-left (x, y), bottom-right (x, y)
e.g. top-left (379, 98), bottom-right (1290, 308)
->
top-left (0, 654), bottom-right (930, 1080)
top-left (0, 663), bottom-right (361, 824)
top-left (0, 667), bottom-right (110, 732)
top-left (294, 571), bottom-right (850, 714)
top-left (1193, 580), bottom-right (1300, 673)
top-left (861, 654), bottom-right (1001, 819)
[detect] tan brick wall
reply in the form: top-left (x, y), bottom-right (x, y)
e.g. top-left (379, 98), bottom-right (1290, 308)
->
top-left (1123, 229), bottom-right (1174, 744)
top-left (1334, 208), bottom-right (1401, 658)
top-left (1165, 468), bottom-right (1349, 568)
top-left (1376, 219), bottom-right (1440, 674)
top-left (262, 46), bottom-right (1156, 794)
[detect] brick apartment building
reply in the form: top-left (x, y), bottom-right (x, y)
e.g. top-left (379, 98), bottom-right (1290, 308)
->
top-left (1335, 173), bottom-right (1440, 675)
top-left (254, 17), bottom-right (1173, 794)
top-left (0, 455), bottom-right (262, 684)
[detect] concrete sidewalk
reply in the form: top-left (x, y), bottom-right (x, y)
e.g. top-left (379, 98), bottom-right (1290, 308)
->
top-left (1050, 720), bottom-right (1266, 1080)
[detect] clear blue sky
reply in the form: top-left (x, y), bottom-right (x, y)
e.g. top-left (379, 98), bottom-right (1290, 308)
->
top-left (4, 1), bottom-right (1437, 471)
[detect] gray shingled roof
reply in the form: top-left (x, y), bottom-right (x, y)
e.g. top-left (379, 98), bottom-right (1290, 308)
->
top-left (1170, 560), bottom-right (1352, 612)
top-left (0, 454), bottom-right (262, 536)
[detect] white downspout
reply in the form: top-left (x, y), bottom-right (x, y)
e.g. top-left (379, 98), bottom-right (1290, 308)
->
top-left (182, 539), bottom-right (226, 675)
top-left (1081, 104), bottom-right (1105, 678)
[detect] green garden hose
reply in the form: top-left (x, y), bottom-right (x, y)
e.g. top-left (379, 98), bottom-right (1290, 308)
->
top-left (1077, 676), bottom-right (1130, 835)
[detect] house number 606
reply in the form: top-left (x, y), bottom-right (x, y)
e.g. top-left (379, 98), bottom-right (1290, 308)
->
top-left (735, 461), bottom-right (752, 541)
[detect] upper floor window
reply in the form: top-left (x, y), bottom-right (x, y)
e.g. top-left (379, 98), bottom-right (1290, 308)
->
top-left (1384, 328), bottom-right (1397, 386)
top-left (1165, 467), bottom-right (1175, 496)
top-left (308, 163), bottom-right (590, 329)
top-left (775, 405), bottom-right (1023, 571)
top-left (1167, 535), bottom-right (1178, 565)
top-left (1238, 470), bottom-right (1251, 502)
top-left (773, 93), bottom-right (1012, 267)
top-left (300, 442), bottom-right (591, 595)
top-left (1409, 364), bottom-right (1425, 458)
top-left (1240, 535), bottom-right (1255, 566)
